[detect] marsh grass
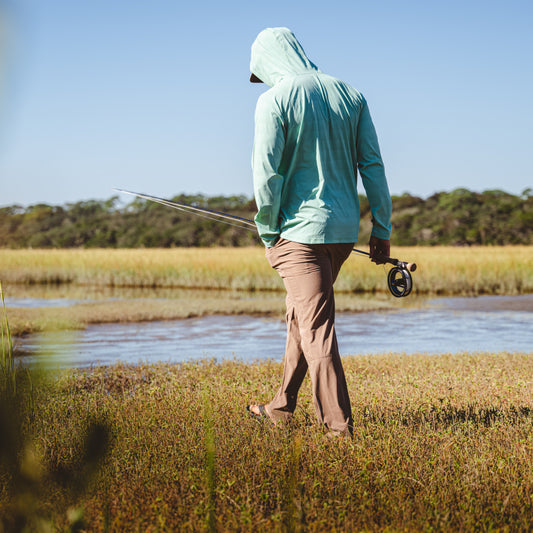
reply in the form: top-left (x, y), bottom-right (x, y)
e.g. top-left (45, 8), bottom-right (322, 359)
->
top-left (2, 352), bottom-right (533, 531)
top-left (1, 246), bottom-right (532, 294)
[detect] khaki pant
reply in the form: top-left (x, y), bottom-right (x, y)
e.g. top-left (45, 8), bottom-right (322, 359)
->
top-left (264, 239), bottom-right (353, 435)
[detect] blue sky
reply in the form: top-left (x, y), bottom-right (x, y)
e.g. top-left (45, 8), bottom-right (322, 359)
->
top-left (0, 0), bottom-right (531, 207)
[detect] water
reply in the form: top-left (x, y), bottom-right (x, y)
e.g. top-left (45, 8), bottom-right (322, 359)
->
top-left (13, 295), bottom-right (533, 368)
top-left (5, 298), bottom-right (91, 308)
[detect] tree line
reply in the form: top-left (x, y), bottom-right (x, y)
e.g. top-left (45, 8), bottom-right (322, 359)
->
top-left (0, 189), bottom-right (532, 248)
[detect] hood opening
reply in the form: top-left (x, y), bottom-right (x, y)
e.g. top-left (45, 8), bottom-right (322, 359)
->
top-left (249, 27), bottom-right (318, 87)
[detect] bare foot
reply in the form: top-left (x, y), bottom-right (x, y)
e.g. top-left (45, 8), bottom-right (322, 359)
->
top-left (246, 404), bottom-right (273, 423)
top-left (247, 404), bottom-right (262, 416)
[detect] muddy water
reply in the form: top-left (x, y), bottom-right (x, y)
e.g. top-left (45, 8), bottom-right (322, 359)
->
top-left (13, 295), bottom-right (533, 368)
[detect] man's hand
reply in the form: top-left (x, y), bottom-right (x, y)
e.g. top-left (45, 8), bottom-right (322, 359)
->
top-left (369, 236), bottom-right (390, 265)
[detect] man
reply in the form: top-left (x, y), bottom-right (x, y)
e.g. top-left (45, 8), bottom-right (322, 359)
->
top-left (246, 28), bottom-right (392, 436)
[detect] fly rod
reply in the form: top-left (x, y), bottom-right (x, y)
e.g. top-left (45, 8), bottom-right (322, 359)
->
top-left (114, 188), bottom-right (416, 297)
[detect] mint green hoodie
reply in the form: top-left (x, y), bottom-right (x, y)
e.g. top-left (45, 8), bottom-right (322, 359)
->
top-left (250, 27), bottom-right (392, 247)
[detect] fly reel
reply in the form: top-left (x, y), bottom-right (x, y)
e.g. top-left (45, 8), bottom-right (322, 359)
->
top-left (387, 266), bottom-right (413, 298)
top-left (350, 247), bottom-right (417, 298)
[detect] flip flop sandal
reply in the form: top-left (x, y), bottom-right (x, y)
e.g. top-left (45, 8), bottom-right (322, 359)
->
top-left (246, 404), bottom-right (272, 423)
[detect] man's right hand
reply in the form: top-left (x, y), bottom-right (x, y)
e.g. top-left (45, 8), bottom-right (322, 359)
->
top-left (369, 236), bottom-right (390, 265)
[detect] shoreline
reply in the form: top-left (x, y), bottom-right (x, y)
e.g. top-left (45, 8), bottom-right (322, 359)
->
top-left (6, 292), bottom-right (532, 339)
top-left (5, 292), bottom-right (402, 338)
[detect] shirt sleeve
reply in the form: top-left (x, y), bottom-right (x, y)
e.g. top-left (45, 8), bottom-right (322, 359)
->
top-left (356, 98), bottom-right (392, 240)
top-left (252, 93), bottom-right (286, 247)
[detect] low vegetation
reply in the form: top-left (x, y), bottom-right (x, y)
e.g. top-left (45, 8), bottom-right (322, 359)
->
top-left (1, 352), bottom-right (533, 531)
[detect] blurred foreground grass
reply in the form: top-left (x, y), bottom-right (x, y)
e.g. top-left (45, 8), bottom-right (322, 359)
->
top-left (2, 352), bottom-right (533, 531)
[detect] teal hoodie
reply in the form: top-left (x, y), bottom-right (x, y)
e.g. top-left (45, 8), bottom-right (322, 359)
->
top-left (250, 27), bottom-right (392, 247)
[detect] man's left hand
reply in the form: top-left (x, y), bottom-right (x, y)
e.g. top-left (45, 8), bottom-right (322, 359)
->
top-left (369, 236), bottom-right (390, 265)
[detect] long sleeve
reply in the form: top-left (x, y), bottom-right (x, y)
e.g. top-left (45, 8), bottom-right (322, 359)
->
top-left (356, 99), bottom-right (392, 240)
top-left (252, 94), bottom-right (286, 247)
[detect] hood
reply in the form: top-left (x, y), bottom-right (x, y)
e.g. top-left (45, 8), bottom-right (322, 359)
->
top-left (250, 27), bottom-right (319, 87)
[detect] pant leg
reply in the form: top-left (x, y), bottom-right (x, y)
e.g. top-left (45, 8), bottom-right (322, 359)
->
top-left (265, 239), bottom-right (353, 434)
top-left (265, 292), bottom-right (308, 422)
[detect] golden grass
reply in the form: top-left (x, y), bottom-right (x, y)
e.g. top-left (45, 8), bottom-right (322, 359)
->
top-left (1, 246), bottom-right (532, 295)
top-left (375, 245), bottom-right (533, 295)
top-left (0, 248), bottom-right (280, 290)
top-left (2, 352), bottom-right (533, 531)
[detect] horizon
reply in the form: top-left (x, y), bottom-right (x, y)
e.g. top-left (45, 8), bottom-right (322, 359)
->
top-left (1, 185), bottom-right (531, 210)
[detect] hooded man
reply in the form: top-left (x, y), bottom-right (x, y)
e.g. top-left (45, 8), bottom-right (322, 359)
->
top-left (246, 28), bottom-right (392, 436)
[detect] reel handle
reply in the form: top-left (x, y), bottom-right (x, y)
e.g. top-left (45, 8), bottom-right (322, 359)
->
top-left (393, 260), bottom-right (417, 272)
top-left (353, 248), bottom-right (417, 272)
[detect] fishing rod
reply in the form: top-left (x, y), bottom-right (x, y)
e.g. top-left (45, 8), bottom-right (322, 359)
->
top-left (114, 188), bottom-right (417, 297)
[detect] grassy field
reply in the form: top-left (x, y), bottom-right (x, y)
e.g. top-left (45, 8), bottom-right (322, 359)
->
top-left (2, 352), bottom-right (533, 531)
top-left (1, 245), bottom-right (532, 294)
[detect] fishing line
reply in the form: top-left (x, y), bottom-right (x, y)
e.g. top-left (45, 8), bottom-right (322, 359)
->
top-left (151, 199), bottom-right (255, 231)
top-left (116, 189), bottom-right (256, 230)
top-left (114, 188), bottom-right (417, 297)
